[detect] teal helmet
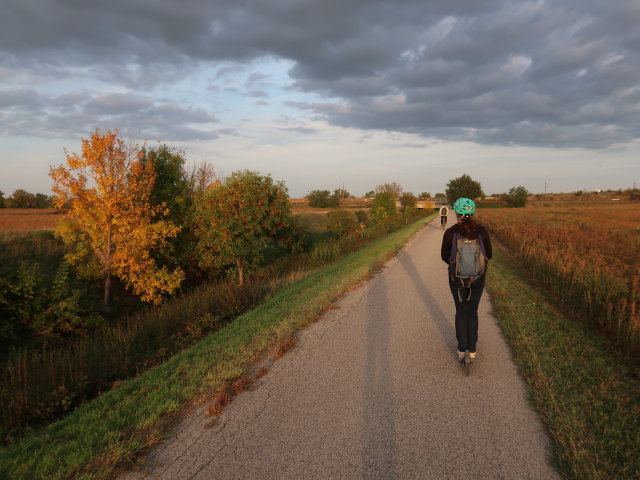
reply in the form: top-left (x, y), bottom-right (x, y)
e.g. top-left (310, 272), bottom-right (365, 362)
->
top-left (453, 197), bottom-right (476, 215)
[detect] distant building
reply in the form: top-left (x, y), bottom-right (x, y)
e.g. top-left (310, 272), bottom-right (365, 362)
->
top-left (434, 197), bottom-right (449, 208)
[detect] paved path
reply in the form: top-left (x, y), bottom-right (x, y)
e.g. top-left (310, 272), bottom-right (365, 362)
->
top-left (121, 216), bottom-right (560, 480)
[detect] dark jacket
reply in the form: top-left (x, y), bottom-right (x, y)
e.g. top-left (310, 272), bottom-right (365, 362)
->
top-left (441, 222), bottom-right (492, 265)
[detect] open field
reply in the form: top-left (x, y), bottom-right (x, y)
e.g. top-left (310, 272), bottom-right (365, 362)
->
top-left (0, 209), bottom-right (64, 232)
top-left (479, 203), bottom-right (640, 355)
top-left (0, 205), bottom-right (356, 234)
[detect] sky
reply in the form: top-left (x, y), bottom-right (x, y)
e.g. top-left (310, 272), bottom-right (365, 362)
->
top-left (1, 0), bottom-right (639, 198)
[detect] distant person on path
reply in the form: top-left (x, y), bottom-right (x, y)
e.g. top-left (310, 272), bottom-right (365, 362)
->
top-left (439, 204), bottom-right (449, 230)
top-left (441, 198), bottom-right (492, 363)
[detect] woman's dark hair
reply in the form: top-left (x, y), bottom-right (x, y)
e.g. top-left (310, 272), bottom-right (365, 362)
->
top-left (459, 214), bottom-right (479, 239)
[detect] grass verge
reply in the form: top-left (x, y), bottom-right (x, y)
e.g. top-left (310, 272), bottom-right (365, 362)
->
top-left (0, 213), bottom-right (435, 480)
top-left (486, 245), bottom-right (640, 480)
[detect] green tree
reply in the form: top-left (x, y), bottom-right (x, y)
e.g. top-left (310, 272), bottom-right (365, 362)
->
top-left (363, 191), bottom-right (375, 198)
top-left (371, 191), bottom-right (397, 222)
top-left (10, 189), bottom-right (37, 208)
top-left (0, 190), bottom-right (4, 208)
top-left (195, 170), bottom-right (290, 285)
top-left (327, 209), bottom-right (358, 237)
top-left (418, 192), bottom-right (431, 200)
top-left (504, 186), bottom-right (529, 207)
top-left (399, 192), bottom-right (417, 210)
top-left (306, 189), bottom-right (339, 208)
top-left (34, 193), bottom-right (52, 208)
top-left (141, 145), bottom-right (199, 274)
top-left (445, 174), bottom-right (484, 203)
top-left (143, 145), bottom-right (191, 219)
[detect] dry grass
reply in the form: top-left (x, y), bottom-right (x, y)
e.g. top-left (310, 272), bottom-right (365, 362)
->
top-left (0, 208), bottom-right (59, 215)
top-left (0, 209), bottom-right (64, 232)
top-left (206, 386), bottom-right (233, 417)
top-left (255, 365), bottom-right (269, 379)
top-left (479, 203), bottom-right (640, 354)
top-left (487, 246), bottom-right (640, 479)
top-left (204, 376), bottom-right (253, 417)
top-left (272, 335), bottom-right (298, 359)
top-left (231, 376), bottom-right (252, 394)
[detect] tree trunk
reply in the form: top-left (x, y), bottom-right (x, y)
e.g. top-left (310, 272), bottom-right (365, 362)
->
top-left (103, 221), bottom-right (112, 312)
top-left (103, 273), bottom-right (111, 312)
top-left (237, 260), bottom-right (244, 286)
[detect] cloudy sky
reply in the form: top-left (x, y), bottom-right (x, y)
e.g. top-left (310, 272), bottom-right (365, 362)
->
top-left (1, 0), bottom-right (639, 197)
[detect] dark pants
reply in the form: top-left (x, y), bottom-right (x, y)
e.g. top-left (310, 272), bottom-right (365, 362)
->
top-left (440, 215), bottom-right (447, 226)
top-left (448, 274), bottom-right (485, 353)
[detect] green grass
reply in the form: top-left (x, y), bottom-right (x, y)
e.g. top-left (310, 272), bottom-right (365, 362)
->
top-left (0, 231), bottom-right (65, 278)
top-left (486, 245), bottom-right (640, 480)
top-left (0, 213), bottom-right (435, 480)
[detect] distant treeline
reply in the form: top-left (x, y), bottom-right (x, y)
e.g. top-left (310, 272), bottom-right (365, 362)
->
top-left (0, 189), bottom-right (54, 209)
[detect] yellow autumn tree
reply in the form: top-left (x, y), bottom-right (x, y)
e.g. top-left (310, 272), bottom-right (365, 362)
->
top-left (50, 129), bottom-right (184, 309)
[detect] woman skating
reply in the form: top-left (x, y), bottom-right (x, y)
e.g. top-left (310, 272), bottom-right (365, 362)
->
top-left (440, 198), bottom-right (492, 363)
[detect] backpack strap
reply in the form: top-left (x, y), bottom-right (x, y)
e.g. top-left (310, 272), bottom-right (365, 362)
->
top-left (449, 232), bottom-right (460, 264)
top-left (476, 232), bottom-right (487, 258)
top-left (457, 278), bottom-right (472, 302)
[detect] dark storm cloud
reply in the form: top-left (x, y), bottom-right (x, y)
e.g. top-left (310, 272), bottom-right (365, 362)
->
top-left (1, 0), bottom-right (639, 148)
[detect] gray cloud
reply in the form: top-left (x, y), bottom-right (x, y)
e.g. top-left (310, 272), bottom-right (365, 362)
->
top-left (1, 0), bottom-right (639, 148)
top-left (246, 90), bottom-right (270, 99)
top-left (0, 88), bottom-right (47, 108)
top-left (245, 72), bottom-right (270, 88)
top-left (0, 89), bottom-right (219, 141)
top-left (280, 126), bottom-right (317, 135)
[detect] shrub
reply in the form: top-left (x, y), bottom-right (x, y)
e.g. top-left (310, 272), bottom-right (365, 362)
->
top-left (327, 209), bottom-right (359, 237)
top-left (306, 190), bottom-right (339, 208)
top-left (354, 210), bottom-right (368, 226)
top-left (371, 192), bottom-right (397, 223)
top-left (504, 186), bottom-right (529, 207)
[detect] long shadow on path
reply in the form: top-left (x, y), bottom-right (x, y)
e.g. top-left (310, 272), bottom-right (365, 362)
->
top-left (397, 243), bottom-right (454, 353)
top-left (362, 274), bottom-right (397, 479)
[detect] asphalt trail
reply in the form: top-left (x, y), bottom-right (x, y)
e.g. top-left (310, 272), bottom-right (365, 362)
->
top-left (121, 216), bottom-right (560, 480)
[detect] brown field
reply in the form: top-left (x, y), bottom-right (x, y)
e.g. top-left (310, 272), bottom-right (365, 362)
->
top-left (0, 209), bottom-right (64, 232)
top-left (479, 202), bottom-right (640, 353)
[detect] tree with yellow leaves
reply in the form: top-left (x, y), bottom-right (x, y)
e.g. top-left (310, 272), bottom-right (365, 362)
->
top-left (50, 129), bottom-right (184, 309)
